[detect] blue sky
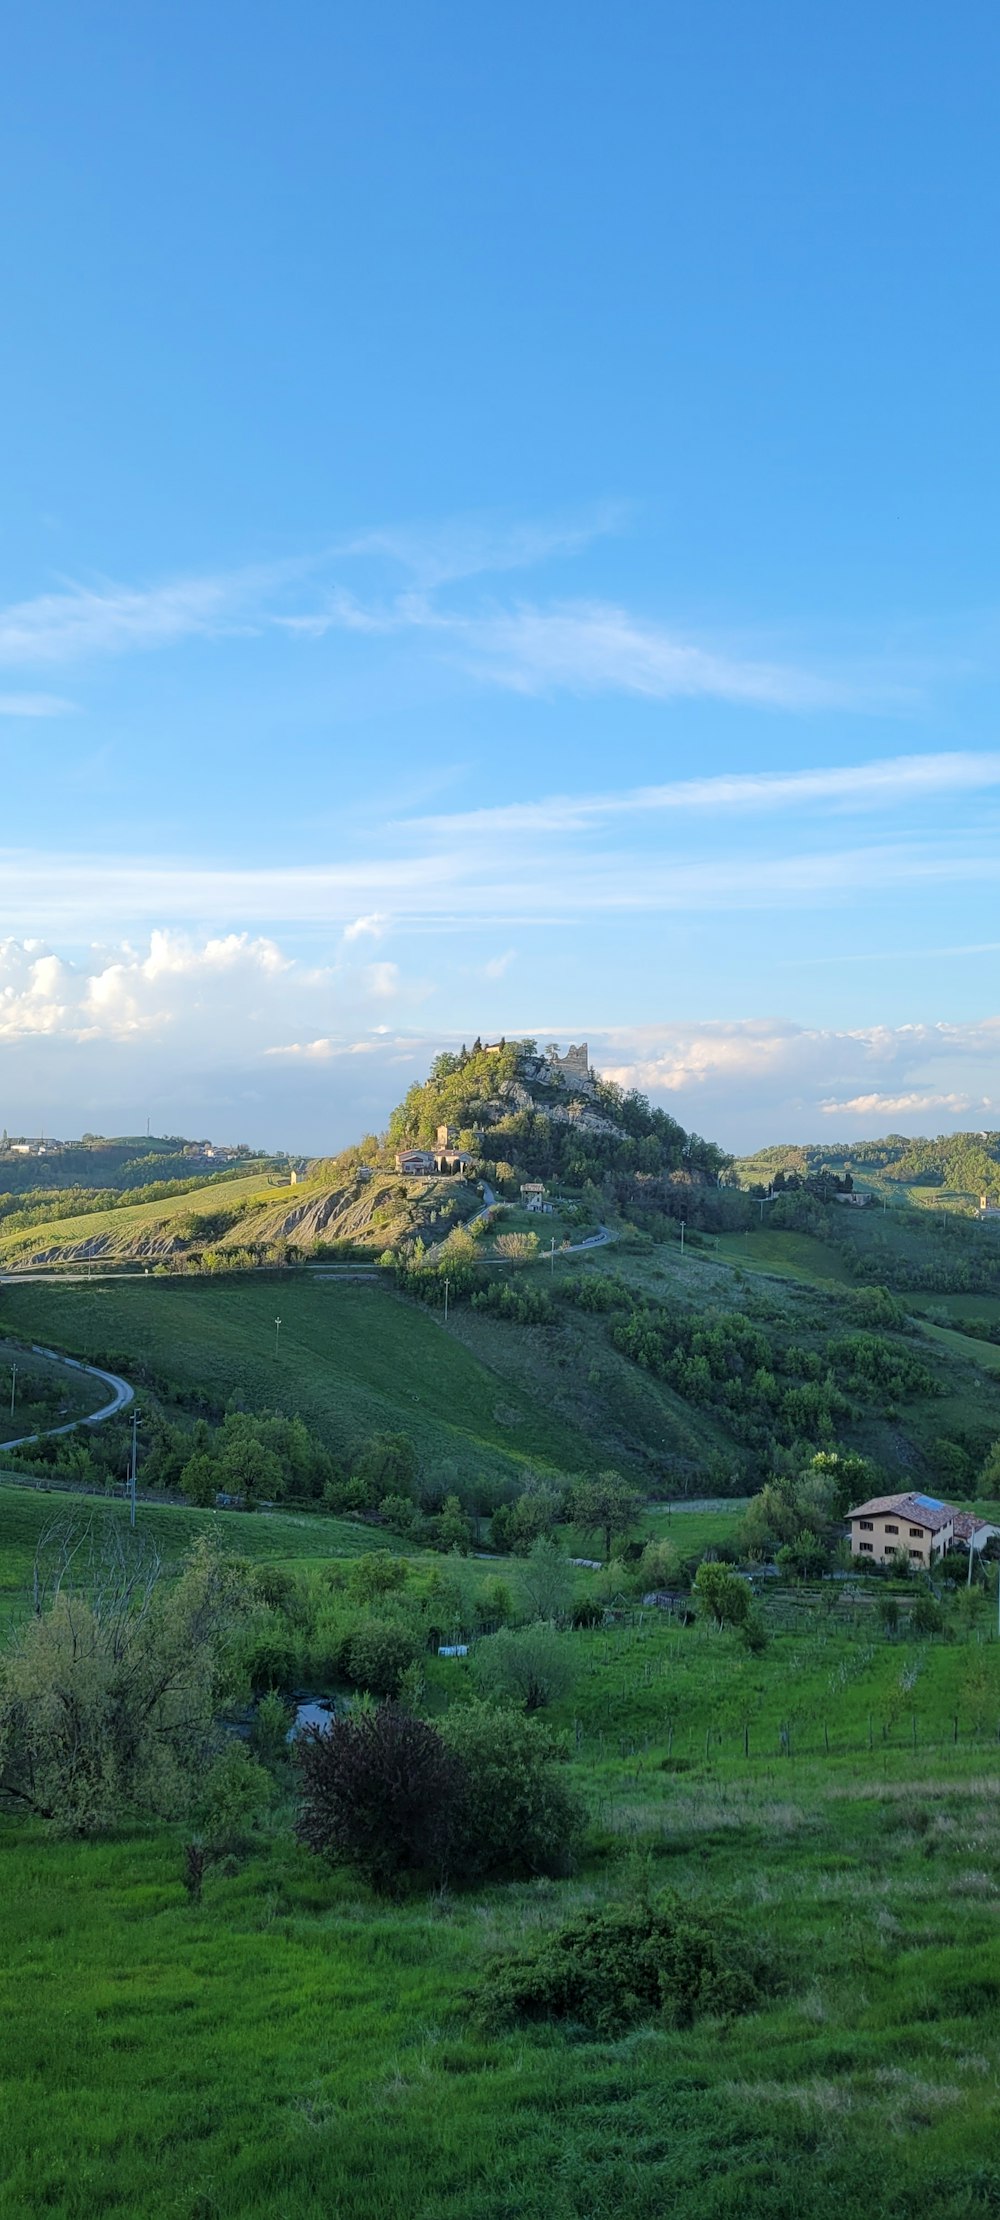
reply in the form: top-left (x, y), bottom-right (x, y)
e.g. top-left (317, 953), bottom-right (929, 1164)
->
top-left (3, 3), bottom-right (1000, 1151)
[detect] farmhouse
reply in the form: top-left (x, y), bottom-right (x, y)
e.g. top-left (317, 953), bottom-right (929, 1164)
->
top-left (847, 1492), bottom-right (997, 1568)
top-left (395, 1148), bottom-right (437, 1175)
top-left (520, 1180), bottom-right (551, 1212)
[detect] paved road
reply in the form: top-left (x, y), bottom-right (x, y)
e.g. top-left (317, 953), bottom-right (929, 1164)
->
top-left (3, 1345), bottom-right (135, 1451)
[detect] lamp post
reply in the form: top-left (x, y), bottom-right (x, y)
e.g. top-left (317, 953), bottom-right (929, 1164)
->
top-left (443, 1278), bottom-right (450, 1326)
top-left (9, 1363), bottom-right (15, 1419)
top-left (274, 1317), bottom-right (282, 1360)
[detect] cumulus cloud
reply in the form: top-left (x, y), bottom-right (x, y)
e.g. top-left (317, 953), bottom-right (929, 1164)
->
top-left (341, 913), bottom-right (389, 944)
top-left (590, 1015), bottom-right (1000, 1146)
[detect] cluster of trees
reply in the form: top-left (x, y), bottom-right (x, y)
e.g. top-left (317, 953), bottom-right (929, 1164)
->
top-left (609, 1301), bottom-right (942, 1466)
top-left (297, 1701), bottom-right (581, 1894)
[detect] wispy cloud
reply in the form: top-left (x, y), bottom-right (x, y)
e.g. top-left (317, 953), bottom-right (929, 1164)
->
top-left (405, 751), bottom-right (999, 839)
top-left (0, 560), bottom-right (310, 668)
top-left (296, 589), bottom-right (865, 709)
top-left (335, 504), bottom-right (625, 589)
top-left (0, 513), bottom-right (904, 713)
top-left (451, 600), bottom-right (872, 708)
top-left (1, 827), bottom-right (998, 933)
top-left (0, 692), bottom-right (78, 716)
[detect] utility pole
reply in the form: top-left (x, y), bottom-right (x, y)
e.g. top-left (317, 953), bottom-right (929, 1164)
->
top-left (550, 1236), bottom-right (556, 1274)
top-left (9, 1363), bottom-right (16, 1419)
top-left (443, 1277), bottom-right (450, 1326)
top-left (680, 1220), bottom-right (685, 1255)
top-left (129, 1406), bottom-right (138, 1529)
top-left (274, 1317), bottom-right (282, 1360)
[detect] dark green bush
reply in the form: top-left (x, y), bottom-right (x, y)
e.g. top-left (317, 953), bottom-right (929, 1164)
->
top-left (475, 1895), bottom-right (774, 2034)
top-left (439, 1704), bottom-right (583, 1880)
top-left (339, 1617), bottom-right (421, 1697)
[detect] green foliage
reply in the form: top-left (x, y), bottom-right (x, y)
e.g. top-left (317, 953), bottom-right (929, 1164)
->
top-left (0, 1533), bottom-right (252, 1830)
top-left (569, 1470), bottom-right (643, 1557)
top-left (347, 1552), bottom-right (410, 1606)
top-left (693, 1560), bottom-right (752, 1630)
top-left (351, 1431), bottom-right (419, 1502)
top-left (476, 1895), bottom-right (772, 2034)
top-left (436, 1495), bottom-right (472, 1553)
top-left (295, 1706), bottom-right (461, 1892)
top-left (470, 1622), bottom-right (577, 1711)
top-left (490, 1484), bottom-right (566, 1555)
top-left (438, 1704), bottom-right (582, 1880)
top-left (339, 1617), bottom-right (422, 1698)
top-left (516, 1536), bottom-right (575, 1622)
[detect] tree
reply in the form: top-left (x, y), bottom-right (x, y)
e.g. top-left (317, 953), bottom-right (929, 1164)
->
top-left (179, 1450), bottom-right (220, 1508)
top-left (353, 1432), bottom-right (419, 1504)
top-left (347, 1552), bottom-right (409, 1606)
top-left (0, 1531), bottom-right (252, 1831)
top-left (570, 1471), bottom-right (643, 1560)
top-left (219, 1416), bottom-right (284, 1506)
top-left (340, 1618), bottom-right (422, 1698)
top-left (470, 1623), bottom-right (576, 1712)
top-left (517, 1537), bottom-right (574, 1623)
top-left (437, 1496), bottom-right (472, 1554)
top-left (974, 1439), bottom-right (1000, 1500)
top-left (439, 1705), bottom-right (582, 1879)
top-left (495, 1232), bottom-right (540, 1265)
top-left (693, 1560), bottom-right (751, 1631)
top-left (295, 1706), bottom-right (461, 1892)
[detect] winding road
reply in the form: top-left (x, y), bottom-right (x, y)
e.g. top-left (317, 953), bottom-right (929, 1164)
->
top-left (3, 1346), bottom-right (134, 1452)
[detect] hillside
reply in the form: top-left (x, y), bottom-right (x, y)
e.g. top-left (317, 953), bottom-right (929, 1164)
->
top-left (735, 1128), bottom-right (1000, 1204)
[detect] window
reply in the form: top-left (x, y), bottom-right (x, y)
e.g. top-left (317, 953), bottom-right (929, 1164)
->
top-left (909, 1527), bottom-right (924, 1539)
top-left (909, 1548), bottom-right (923, 1560)
top-left (859, 1542), bottom-right (873, 1553)
top-left (859, 1519), bottom-right (874, 1531)
top-left (884, 1524), bottom-right (898, 1535)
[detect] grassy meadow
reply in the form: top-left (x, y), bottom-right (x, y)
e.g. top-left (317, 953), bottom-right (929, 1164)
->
top-left (4, 1575), bottom-right (1000, 2219)
top-left (0, 1276), bottom-right (604, 1494)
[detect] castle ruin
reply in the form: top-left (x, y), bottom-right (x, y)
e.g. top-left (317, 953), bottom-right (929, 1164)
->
top-left (544, 1042), bottom-right (592, 1093)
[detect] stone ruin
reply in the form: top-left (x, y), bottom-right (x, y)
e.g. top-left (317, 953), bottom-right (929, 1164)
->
top-left (544, 1041), bottom-right (592, 1093)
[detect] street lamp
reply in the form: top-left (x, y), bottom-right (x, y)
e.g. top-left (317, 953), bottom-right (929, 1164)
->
top-left (274, 1317), bottom-right (282, 1359)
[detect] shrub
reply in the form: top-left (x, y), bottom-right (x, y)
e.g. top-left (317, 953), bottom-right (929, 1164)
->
top-left (476, 1896), bottom-right (773, 2034)
top-left (296, 1706), bottom-right (461, 1892)
top-left (340, 1618), bottom-right (421, 1698)
top-left (439, 1705), bottom-right (583, 1880)
top-left (911, 1589), bottom-right (945, 1636)
top-left (694, 1561), bottom-right (752, 1630)
top-left (470, 1622), bottom-right (577, 1711)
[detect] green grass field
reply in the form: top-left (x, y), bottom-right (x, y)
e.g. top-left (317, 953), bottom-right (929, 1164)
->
top-left (4, 1584), bottom-right (1000, 2219)
top-left (0, 1481), bottom-right (414, 1619)
top-left (0, 1276), bottom-right (605, 1494)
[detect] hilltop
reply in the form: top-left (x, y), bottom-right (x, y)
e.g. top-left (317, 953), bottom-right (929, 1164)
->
top-left (0, 1041), bottom-right (729, 1273)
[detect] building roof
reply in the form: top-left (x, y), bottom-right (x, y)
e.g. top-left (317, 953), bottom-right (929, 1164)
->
top-left (848, 1492), bottom-right (955, 1533)
top-left (951, 1510), bottom-right (998, 1543)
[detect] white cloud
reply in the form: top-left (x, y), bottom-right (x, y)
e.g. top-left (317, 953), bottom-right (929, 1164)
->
top-left (341, 912), bottom-right (389, 944)
top-left (818, 1091), bottom-right (977, 1118)
top-left (366, 961), bottom-right (401, 999)
top-left (452, 600), bottom-right (871, 708)
top-left (591, 1015), bottom-right (1000, 1146)
top-left (303, 589), bottom-right (864, 709)
top-left (483, 948), bottom-right (517, 979)
top-left (0, 693), bottom-right (78, 716)
top-left (405, 752), bottom-right (1000, 839)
